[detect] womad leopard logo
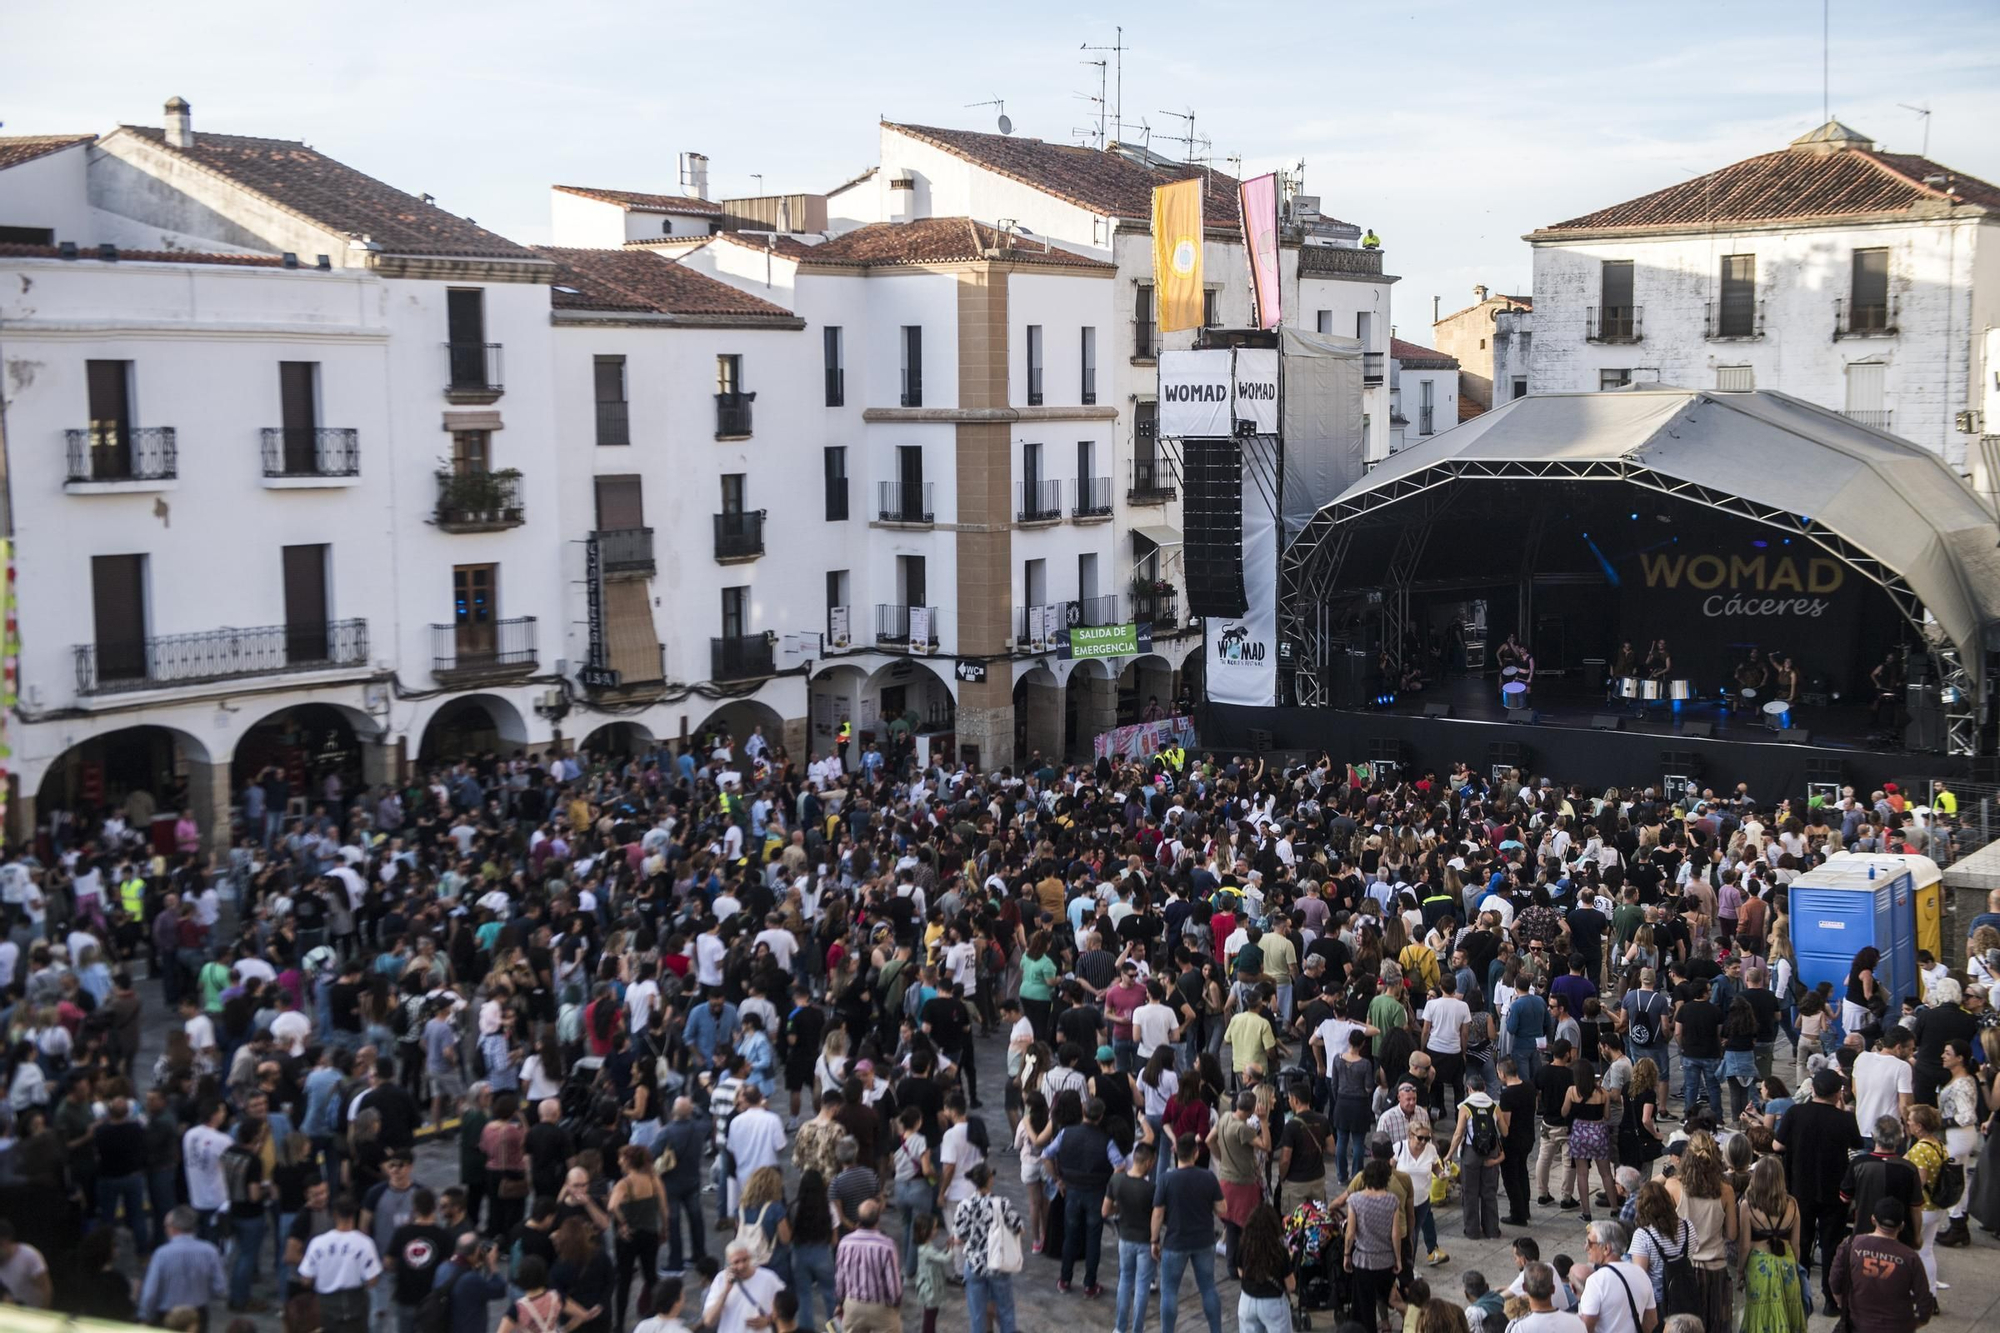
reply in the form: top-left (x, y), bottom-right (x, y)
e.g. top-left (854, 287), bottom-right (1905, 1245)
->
top-left (1216, 625), bottom-right (1266, 664)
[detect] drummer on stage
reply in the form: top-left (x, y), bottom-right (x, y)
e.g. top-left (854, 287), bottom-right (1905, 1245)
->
top-left (1769, 652), bottom-right (1799, 704)
top-left (1497, 633), bottom-right (1527, 675)
top-left (1644, 638), bottom-right (1672, 683)
top-left (1731, 647), bottom-right (1769, 714)
top-left (1610, 639), bottom-right (1638, 680)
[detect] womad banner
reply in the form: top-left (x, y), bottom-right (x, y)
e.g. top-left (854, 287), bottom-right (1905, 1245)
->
top-left (1158, 348), bottom-right (1234, 437)
top-left (1239, 173), bottom-right (1282, 330)
top-left (1205, 454), bottom-right (1278, 705)
top-left (1094, 714), bottom-right (1198, 763)
top-left (1234, 348), bottom-right (1279, 435)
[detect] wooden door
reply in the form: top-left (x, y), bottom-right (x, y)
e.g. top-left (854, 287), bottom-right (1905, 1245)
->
top-left (594, 474), bottom-right (645, 531)
top-left (454, 564), bottom-right (497, 659)
top-left (91, 554), bottom-right (147, 682)
top-left (283, 544), bottom-right (329, 662)
top-left (86, 360), bottom-right (132, 478)
top-left (280, 362), bottom-right (318, 472)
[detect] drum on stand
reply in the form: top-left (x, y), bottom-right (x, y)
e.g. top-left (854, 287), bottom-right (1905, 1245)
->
top-left (1614, 677), bottom-right (1641, 700)
top-left (1501, 665), bottom-right (1520, 680)
top-left (1501, 681), bottom-right (1529, 711)
top-left (1638, 679), bottom-right (1662, 701)
top-left (1667, 679), bottom-right (1693, 701)
top-left (1762, 699), bottom-right (1791, 731)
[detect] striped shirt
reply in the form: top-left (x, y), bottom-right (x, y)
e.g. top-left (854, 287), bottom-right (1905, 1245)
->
top-left (833, 1227), bottom-right (904, 1307)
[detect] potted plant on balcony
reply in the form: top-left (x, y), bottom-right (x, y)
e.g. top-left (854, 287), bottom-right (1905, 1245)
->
top-left (436, 464), bottom-right (523, 524)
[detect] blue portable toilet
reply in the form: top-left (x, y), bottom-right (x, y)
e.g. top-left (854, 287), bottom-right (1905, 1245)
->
top-left (1789, 864), bottom-right (1916, 1013)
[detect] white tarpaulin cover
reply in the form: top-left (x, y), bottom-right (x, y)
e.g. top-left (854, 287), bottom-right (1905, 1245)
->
top-left (1278, 328), bottom-right (1365, 540)
top-left (1323, 389), bottom-right (2000, 657)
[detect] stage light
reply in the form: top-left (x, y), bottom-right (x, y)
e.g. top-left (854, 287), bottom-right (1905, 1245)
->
top-left (1630, 513), bottom-right (1639, 520)
top-left (1752, 540), bottom-right (1768, 548)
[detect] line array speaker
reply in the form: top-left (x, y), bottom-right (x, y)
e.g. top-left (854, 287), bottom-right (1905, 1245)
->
top-left (1181, 437), bottom-right (1248, 618)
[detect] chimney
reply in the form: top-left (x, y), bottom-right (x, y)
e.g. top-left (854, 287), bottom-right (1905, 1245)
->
top-left (1473, 283), bottom-right (1488, 303)
top-left (164, 96), bottom-right (193, 148)
top-left (679, 151), bottom-right (710, 201)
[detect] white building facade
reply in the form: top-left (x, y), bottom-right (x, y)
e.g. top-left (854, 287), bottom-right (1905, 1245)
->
top-left (1525, 121), bottom-right (2000, 472)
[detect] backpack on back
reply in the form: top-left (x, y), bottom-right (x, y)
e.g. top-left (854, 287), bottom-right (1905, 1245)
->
top-left (1653, 1220), bottom-right (1702, 1318)
top-left (1468, 1103), bottom-right (1499, 1157)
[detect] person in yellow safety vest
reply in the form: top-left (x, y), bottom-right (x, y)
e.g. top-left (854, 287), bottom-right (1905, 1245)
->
top-left (1161, 744), bottom-right (1187, 776)
top-left (836, 718), bottom-right (853, 767)
top-left (120, 872), bottom-right (147, 923)
top-left (1935, 782), bottom-right (1958, 817)
top-left (1361, 227), bottom-right (1381, 250)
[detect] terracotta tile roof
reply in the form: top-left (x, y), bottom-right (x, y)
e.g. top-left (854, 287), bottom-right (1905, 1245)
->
top-left (0, 241), bottom-right (286, 268)
top-left (1391, 336), bottom-right (1458, 369)
top-left (1536, 142), bottom-right (2000, 235)
top-left (0, 134), bottom-right (93, 170)
top-left (1459, 397), bottom-right (1486, 422)
top-left (534, 246), bottom-right (794, 319)
top-left (1436, 293), bottom-right (1532, 325)
top-left (552, 184), bottom-right (725, 216)
top-left (723, 218), bottom-right (1113, 270)
top-left (119, 126), bottom-right (539, 260)
top-left (884, 122), bottom-right (1241, 226)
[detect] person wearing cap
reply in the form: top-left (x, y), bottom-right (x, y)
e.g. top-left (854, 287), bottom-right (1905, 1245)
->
top-left (1829, 1197), bottom-right (1935, 1333)
top-left (1774, 1068), bottom-right (1863, 1310)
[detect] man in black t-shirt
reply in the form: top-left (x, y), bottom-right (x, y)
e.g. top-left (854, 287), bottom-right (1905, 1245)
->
top-left (1496, 1057), bottom-right (1538, 1224)
top-left (1276, 1082), bottom-right (1330, 1218)
top-left (1532, 1042), bottom-right (1576, 1207)
top-left (1673, 979), bottom-right (1724, 1114)
top-left (1565, 901), bottom-right (1608, 979)
top-left (386, 1187), bottom-right (451, 1329)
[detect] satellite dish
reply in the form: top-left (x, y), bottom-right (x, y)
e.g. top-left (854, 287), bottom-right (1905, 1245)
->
top-left (998, 113), bottom-right (1014, 135)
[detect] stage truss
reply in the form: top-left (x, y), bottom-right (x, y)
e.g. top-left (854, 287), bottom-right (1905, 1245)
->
top-left (1280, 456), bottom-right (1983, 754)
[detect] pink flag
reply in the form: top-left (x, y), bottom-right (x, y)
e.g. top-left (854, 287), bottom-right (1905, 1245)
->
top-left (1239, 173), bottom-right (1282, 330)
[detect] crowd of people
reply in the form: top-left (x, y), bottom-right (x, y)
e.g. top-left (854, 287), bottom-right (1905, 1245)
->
top-left (0, 736), bottom-right (1996, 1333)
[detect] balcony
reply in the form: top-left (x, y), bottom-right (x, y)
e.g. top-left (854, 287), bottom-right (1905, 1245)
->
top-left (1418, 407), bottom-right (1435, 436)
top-left (712, 634), bottom-right (775, 682)
top-left (713, 510), bottom-right (765, 562)
top-left (1297, 245), bottom-right (1384, 277)
top-left (1842, 409), bottom-right (1894, 431)
top-left (876, 481), bottom-right (934, 526)
top-left (1704, 299), bottom-right (1764, 341)
top-left (431, 616), bottom-right (537, 683)
top-left (594, 526), bottom-right (654, 575)
top-left (1074, 594), bottom-right (1120, 627)
top-left (1363, 352), bottom-right (1385, 384)
top-left (1072, 475), bottom-right (1113, 518)
top-left (1585, 306), bottom-right (1643, 343)
top-left (900, 376), bottom-right (924, 409)
top-left (434, 469), bottom-right (524, 531)
top-left (1133, 586), bottom-right (1180, 629)
top-left (1834, 297), bottom-right (1899, 340)
top-left (596, 401), bottom-right (630, 447)
top-left (1017, 479), bottom-right (1062, 524)
top-left (260, 427), bottom-right (360, 486)
top-left (76, 619), bottom-right (368, 697)
top-left (876, 604), bottom-right (940, 652)
top-left (444, 342), bottom-right (504, 404)
top-left (1129, 457), bottom-right (1176, 503)
top-left (64, 426), bottom-right (177, 492)
top-left (715, 392), bottom-right (754, 439)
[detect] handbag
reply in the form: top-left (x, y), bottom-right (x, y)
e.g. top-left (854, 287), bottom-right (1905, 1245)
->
top-left (985, 1199), bottom-right (1023, 1274)
top-left (496, 1170), bottom-right (530, 1200)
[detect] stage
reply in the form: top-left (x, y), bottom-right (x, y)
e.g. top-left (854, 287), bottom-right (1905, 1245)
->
top-left (1203, 668), bottom-right (1970, 801)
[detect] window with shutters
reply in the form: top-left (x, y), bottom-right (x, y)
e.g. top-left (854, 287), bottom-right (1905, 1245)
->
top-left (1026, 324), bottom-right (1044, 405)
top-left (1600, 369), bottom-right (1632, 391)
top-left (594, 356), bottom-right (629, 446)
top-left (824, 446), bottom-right (849, 521)
top-left (1714, 254), bottom-right (1757, 338)
top-left (823, 327), bottom-right (844, 406)
top-left (721, 586), bottom-right (748, 639)
top-left (1315, 310), bottom-right (1332, 334)
top-left (1716, 365), bottom-right (1755, 392)
top-left (283, 544), bottom-right (331, 662)
top-left (1202, 288), bottom-right (1219, 328)
top-left (1848, 249), bottom-right (1892, 334)
top-left (1594, 261), bottom-right (1637, 341)
top-left (900, 327), bottom-right (923, 406)
top-left (1080, 327), bottom-right (1097, 404)
top-left (90, 553), bottom-right (148, 683)
top-left (1134, 285), bottom-right (1156, 359)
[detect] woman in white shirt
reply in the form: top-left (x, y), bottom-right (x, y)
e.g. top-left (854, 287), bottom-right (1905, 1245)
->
top-left (1393, 1121), bottom-right (1447, 1266)
top-left (521, 1038), bottom-right (564, 1102)
top-left (813, 1029), bottom-right (850, 1097)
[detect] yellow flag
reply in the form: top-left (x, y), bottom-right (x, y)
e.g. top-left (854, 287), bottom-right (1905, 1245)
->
top-left (1152, 177), bottom-right (1203, 333)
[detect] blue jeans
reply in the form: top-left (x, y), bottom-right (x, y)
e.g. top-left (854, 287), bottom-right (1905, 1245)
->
top-left (98, 1172), bottom-right (150, 1252)
top-left (1335, 1126), bottom-right (1368, 1181)
top-left (966, 1270), bottom-right (1017, 1333)
top-left (791, 1241), bottom-right (834, 1332)
top-left (665, 1184), bottom-right (704, 1271)
top-left (1413, 1201), bottom-right (1438, 1252)
top-left (1238, 1291), bottom-right (1293, 1333)
top-left (1116, 1237), bottom-right (1156, 1333)
top-left (1114, 1038), bottom-right (1140, 1075)
top-left (1682, 1055), bottom-right (1722, 1112)
top-left (229, 1212), bottom-right (267, 1307)
top-left (149, 1166), bottom-right (180, 1248)
top-left (275, 1210), bottom-right (298, 1292)
top-left (1158, 1244), bottom-right (1224, 1333)
top-left (894, 1178), bottom-right (934, 1277)
top-left (1061, 1186), bottom-right (1107, 1287)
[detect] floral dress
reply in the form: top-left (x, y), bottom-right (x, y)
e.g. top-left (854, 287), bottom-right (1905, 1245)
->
top-left (1739, 1203), bottom-right (1805, 1333)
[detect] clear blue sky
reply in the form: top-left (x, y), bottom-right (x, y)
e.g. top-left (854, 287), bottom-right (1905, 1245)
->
top-left (7, 0), bottom-right (1997, 340)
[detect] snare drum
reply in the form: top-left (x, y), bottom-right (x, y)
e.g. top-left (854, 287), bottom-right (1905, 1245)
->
top-left (1740, 687), bottom-right (1759, 701)
top-left (1667, 679), bottom-right (1693, 701)
top-left (1639, 679), bottom-right (1662, 701)
top-left (1502, 682), bottom-right (1529, 710)
top-left (1614, 677), bottom-right (1641, 700)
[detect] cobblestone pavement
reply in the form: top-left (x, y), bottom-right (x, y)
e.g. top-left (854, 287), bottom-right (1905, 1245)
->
top-left (118, 986), bottom-right (2000, 1333)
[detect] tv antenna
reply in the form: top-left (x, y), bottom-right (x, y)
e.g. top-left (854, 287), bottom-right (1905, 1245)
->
top-left (1158, 107), bottom-right (1199, 164)
top-left (1077, 58), bottom-right (1108, 149)
top-left (750, 173), bottom-right (764, 195)
top-left (1897, 102), bottom-right (1932, 157)
top-left (966, 98), bottom-right (1011, 135)
top-left (1081, 26), bottom-right (1128, 142)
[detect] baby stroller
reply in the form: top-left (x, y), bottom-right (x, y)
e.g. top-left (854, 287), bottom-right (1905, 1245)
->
top-left (1284, 1198), bottom-right (1345, 1329)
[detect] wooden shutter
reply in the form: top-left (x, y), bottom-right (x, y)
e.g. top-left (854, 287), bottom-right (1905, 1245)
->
top-left (91, 554), bottom-right (147, 681)
top-left (86, 360), bottom-right (132, 476)
top-left (283, 544), bottom-right (330, 662)
top-left (446, 289), bottom-right (486, 345)
top-left (280, 362), bottom-right (317, 472)
top-left (593, 357), bottom-right (625, 404)
top-left (594, 474), bottom-right (645, 531)
top-left (1600, 261), bottom-right (1633, 311)
top-left (1719, 255), bottom-right (1755, 335)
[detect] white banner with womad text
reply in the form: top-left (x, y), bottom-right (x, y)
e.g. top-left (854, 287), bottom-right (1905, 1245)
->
top-left (1233, 348), bottom-right (1279, 435)
top-left (1158, 348), bottom-right (1234, 437)
top-left (1205, 437), bottom-right (1279, 706)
